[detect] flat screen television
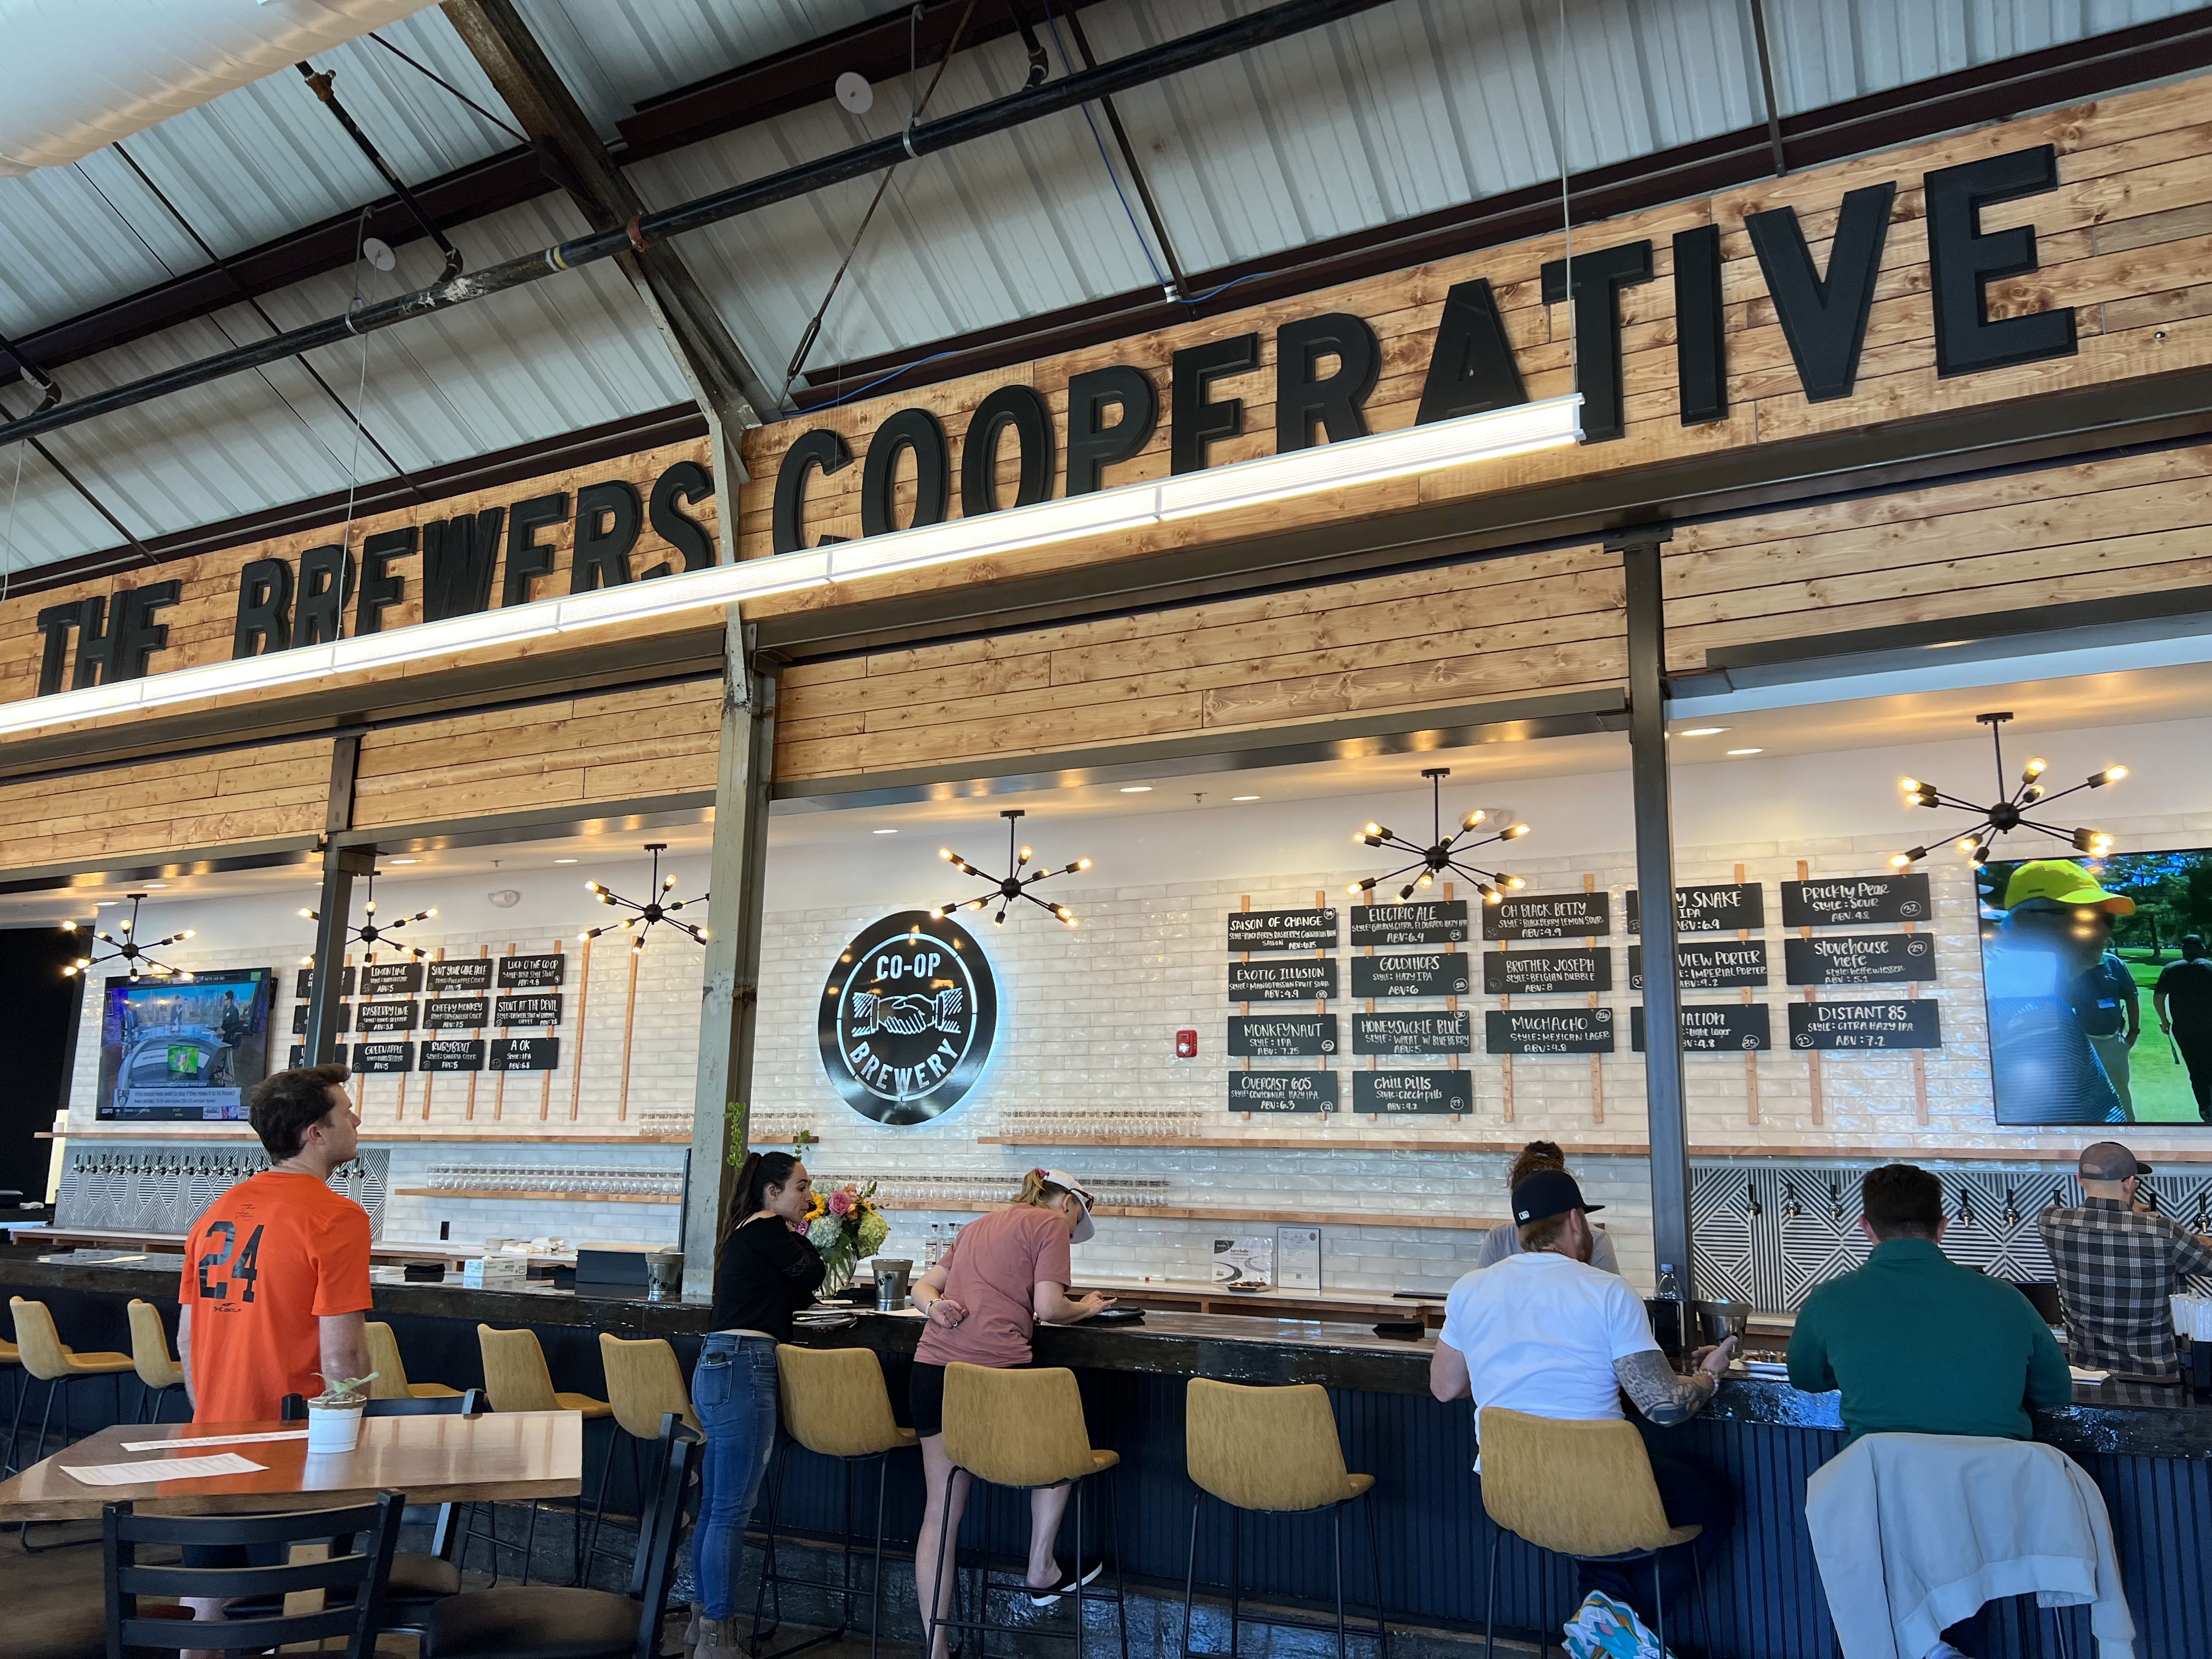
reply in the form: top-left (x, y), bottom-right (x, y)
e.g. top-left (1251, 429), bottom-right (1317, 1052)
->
top-left (1981, 850), bottom-right (2212, 1126)
top-left (95, 968), bottom-right (273, 1122)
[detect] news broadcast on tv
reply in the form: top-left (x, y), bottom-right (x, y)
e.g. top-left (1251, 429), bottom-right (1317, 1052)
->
top-left (95, 968), bottom-right (273, 1122)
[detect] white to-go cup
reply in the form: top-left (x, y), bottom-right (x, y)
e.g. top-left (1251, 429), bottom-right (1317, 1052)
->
top-left (306, 1400), bottom-right (366, 1454)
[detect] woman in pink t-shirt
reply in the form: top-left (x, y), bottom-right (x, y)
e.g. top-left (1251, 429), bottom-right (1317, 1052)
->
top-left (908, 1169), bottom-right (1115, 1659)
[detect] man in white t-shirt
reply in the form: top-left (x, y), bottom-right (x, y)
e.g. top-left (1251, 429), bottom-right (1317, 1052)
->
top-left (1430, 1169), bottom-right (1736, 1634)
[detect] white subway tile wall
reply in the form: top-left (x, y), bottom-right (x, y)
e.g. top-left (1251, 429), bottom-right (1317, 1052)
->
top-left (60, 795), bottom-right (2212, 1295)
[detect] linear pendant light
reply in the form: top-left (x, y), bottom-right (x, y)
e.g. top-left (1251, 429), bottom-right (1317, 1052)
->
top-left (0, 394), bottom-right (1581, 738)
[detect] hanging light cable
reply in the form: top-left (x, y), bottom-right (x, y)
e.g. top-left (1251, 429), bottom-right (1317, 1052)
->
top-left (931, 809), bottom-right (1091, 928)
top-left (1347, 767), bottom-right (1532, 904)
top-left (1888, 711), bottom-right (2126, 870)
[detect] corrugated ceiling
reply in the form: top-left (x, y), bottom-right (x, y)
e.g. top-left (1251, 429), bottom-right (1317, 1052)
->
top-left (0, 0), bottom-right (2199, 579)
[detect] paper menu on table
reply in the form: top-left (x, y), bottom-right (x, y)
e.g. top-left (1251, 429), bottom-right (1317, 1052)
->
top-left (64, 1452), bottom-right (268, 1487)
top-left (120, 1430), bottom-right (308, 1452)
top-left (1275, 1226), bottom-right (1321, 1291)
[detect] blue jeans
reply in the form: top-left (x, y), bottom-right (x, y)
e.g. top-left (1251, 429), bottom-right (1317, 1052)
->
top-left (691, 1333), bottom-right (780, 1618)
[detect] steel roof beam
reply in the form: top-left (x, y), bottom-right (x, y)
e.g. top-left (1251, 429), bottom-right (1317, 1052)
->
top-left (0, 0), bottom-right (1400, 454)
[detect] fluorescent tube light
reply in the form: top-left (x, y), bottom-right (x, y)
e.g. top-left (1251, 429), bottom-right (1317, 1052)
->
top-left (0, 395), bottom-right (1584, 737)
top-left (1154, 396), bottom-right (1582, 521)
top-left (825, 490), bottom-right (1162, 582)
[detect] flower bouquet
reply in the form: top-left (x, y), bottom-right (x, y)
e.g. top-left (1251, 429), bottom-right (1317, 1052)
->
top-left (805, 1181), bottom-right (890, 1294)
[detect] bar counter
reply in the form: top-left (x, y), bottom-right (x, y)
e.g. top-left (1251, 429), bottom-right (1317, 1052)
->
top-left (6, 1251), bottom-right (2208, 1656)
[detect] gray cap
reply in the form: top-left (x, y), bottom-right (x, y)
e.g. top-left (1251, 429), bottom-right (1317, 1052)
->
top-left (2079, 1141), bottom-right (2152, 1181)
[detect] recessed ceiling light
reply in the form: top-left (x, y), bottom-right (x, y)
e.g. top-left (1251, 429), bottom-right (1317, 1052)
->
top-left (1232, 795), bottom-right (1260, 802)
top-left (94, 901), bottom-right (115, 909)
top-left (1119, 785), bottom-right (1153, 793)
top-left (389, 857), bottom-right (418, 865)
top-left (554, 858), bottom-right (578, 864)
top-left (1678, 726), bottom-right (1729, 737)
top-left (144, 882), bottom-right (166, 888)
top-left (873, 828), bottom-right (898, 834)
top-left (1726, 747), bottom-right (1765, 756)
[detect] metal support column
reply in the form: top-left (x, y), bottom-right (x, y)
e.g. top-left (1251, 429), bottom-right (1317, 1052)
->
top-left (684, 615), bottom-right (778, 1298)
top-left (305, 846), bottom-right (374, 1066)
top-left (1617, 528), bottom-right (1695, 1298)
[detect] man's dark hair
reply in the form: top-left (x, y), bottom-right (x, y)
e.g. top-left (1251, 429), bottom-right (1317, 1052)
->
top-left (1861, 1163), bottom-right (1944, 1241)
top-left (2186, 934), bottom-right (2207, 961)
top-left (248, 1065), bottom-right (350, 1160)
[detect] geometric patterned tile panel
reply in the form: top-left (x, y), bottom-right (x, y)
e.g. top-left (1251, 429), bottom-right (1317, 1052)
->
top-left (1692, 1160), bottom-right (2212, 1311)
top-left (56, 1143), bottom-right (389, 1240)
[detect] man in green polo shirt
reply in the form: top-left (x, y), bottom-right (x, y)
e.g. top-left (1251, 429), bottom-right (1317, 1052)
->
top-left (1789, 1163), bottom-right (2073, 1442)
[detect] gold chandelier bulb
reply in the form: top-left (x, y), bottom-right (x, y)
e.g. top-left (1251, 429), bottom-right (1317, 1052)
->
top-left (1889, 853), bottom-right (1912, 869)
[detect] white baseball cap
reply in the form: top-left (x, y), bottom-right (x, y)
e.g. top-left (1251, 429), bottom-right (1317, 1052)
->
top-left (1040, 1169), bottom-right (1097, 1242)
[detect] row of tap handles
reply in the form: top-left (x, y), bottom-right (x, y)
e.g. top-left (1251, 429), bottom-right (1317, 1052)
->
top-left (71, 1152), bottom-right (369, 1181)
top-left (1737, 1176), bottom-right (2210, 1235)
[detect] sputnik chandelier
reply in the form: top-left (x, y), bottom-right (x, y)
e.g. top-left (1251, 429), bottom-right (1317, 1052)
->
top-left (580, 842), bottom-right (707, 952)
top-left (61, 893), bottom-right (195, 981)
top-left (1348, 767), bottom-right (1531, 904)
top-left (300, 869), bottom-right (438, 963)
top-left (932, 809), bottom-right (1091, 929)
top-left (1889, 710), bottom-right (2128, 871)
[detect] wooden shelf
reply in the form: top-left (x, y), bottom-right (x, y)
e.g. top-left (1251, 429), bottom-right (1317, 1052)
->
top-left (980, 1135), bottom-right (1652, 1155)
top-left (889, 1197), bottom-right (1500, 1232)
top-left (1689, 1144), bottom-right (2212, 1165)
top-left (392, 1187), bottom-right (679, 1204)
top-left (42, 1126), bottom-right (693, 1144)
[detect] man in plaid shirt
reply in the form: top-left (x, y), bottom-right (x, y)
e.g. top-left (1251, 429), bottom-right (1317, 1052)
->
top-left (2040, 1140), bottom-right (2212, 1382)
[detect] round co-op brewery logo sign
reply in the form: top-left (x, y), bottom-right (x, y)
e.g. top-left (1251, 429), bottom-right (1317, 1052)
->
top-left (819, 910), bottom-right (998, 1125)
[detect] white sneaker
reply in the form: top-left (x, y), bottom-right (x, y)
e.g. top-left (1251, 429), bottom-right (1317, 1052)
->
top-left (1925, 1641), bottom-right (1972, 1659)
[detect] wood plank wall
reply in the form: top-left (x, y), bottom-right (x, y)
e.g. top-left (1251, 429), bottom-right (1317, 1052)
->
top-left (775, 547), bottom-right (1628, 780)
top-left (734, 74), bottom-right (2212, 586)
top-left (0, 736), bottom-right (332, 871)
top-left (776, 432), bottom-right (2212, 783)
top-left (0, 439), bottom-right (715, 703)
top-left (350, 679), bottom-right (721, 830)
top-left (1662, 441), bottom-right (2212, 669)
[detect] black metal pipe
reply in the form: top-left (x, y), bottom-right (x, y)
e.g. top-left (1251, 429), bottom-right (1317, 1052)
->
top-left (1619, 527), bottom-right (1695, 1300)
top-left (0, 0), bottom-right (1392, 453)
top-left (296, 63), bottom-right (466, 279)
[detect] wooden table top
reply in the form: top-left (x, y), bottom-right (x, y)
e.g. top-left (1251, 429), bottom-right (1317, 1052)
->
top-left (0, 1409), bottom-right (582, 1523)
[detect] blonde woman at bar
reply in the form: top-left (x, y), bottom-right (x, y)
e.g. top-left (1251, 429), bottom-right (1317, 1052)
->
top-left (907, 1169), bottom-right (1114, 1659)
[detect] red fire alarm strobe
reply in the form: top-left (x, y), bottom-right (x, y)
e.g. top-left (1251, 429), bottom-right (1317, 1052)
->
top-left (1175, 1029), bottom-right (1198, 1059)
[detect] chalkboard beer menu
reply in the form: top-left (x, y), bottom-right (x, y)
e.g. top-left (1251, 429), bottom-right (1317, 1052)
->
top-left (1227, 1015), bottom-right (1336, 1058)
top-left (1349, 901), bottom-right (1468, 946)
top-left (1782, 934), bottom-right (1937, 986)
top-left (1227, 1072), bottom-right (1339, 1113)
top-left (1229, 960), bottom-right (1337, 1001)
top-left (1350, 951), bottom-right (1469, 998)
top-left (1780, 874), bottom-right (1931, 927)
top-left (1481, 949), bottom-right (1610, 996)
top-left (1482, 891), bottom-right (1610, 940)
top-left (1627, 883), bottom-right (1765, 934)
top-left (1786, 1001), bottom-right (1942, 1049)
top-left (1227, 908), bottom-right (1338, 951)
top-left (1630, 1005), bottom-right (1772, 1051)
top-left (1486, 1008), bottom-right (1616, 1053)
top-left (1352, 1012), bottom-right (1471, 1056)
top-left (1352, 1071), bottom-right (1472, 1114)
top-left (1627, 941), bottom-right (1769, 991)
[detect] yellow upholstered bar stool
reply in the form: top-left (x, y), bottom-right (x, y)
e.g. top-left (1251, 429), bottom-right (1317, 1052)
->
top-left (582, 1334), bottom-right (699, 1582)
top-left (368, 1321), bottom-right (465, 1401)
top-left (125, 1299), bottom-right (185, 1423)
top-left (1181, 1379), bottom-right (1386, 1659)
top-left (0, 1319), bottom-right (20, 1474)
top-left (1475, 1408), bottom-right (1702, 1659)
top-left (930, 1362), bottom-right (1125, 1659)
top-left (473, 1324), bottom-right (613, 1586)
top-left (8, 1296), bottom-right (133, 1471)
top-left (751, 1345), bottom-right (919, 1659)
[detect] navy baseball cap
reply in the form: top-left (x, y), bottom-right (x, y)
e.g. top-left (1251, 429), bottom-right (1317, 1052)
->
top-left (1512, 1167), bottom-right (1604, 1225)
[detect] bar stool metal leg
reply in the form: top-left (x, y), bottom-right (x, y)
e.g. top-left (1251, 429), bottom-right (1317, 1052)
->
top-left (1331, 1506), bottom-right (1347, 1659)
top-left (1482, 1525), bottom-right (1501, 1659)
top-left (1181, 1493), bottom-right (1202, 1659)
top-left (1365, 1494), bottom-right (1389, 1659)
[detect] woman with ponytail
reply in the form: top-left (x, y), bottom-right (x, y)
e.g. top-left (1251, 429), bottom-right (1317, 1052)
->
top-left (689, 1150), bottom-right (825, 1652)
top-left (907, 1169), bottom-right (1115, 1659)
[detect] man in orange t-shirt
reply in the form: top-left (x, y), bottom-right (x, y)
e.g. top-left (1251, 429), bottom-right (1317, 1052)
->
top-left (177, 1064), bottom-right (373, 1423)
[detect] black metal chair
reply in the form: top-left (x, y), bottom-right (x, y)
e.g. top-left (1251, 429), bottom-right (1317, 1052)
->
top-left (418, 1413), bottom-right (702, 1659)
top-left (101, 1492), bottom-right (405, 1658)
top-left (279, 1386), bottom-right (487, 1630)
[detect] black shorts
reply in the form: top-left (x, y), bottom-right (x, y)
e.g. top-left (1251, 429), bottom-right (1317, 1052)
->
top-left (910, 1361), bottom-right (949, 1438)
top-left (909, 1358), bottom-right (1030, 1437)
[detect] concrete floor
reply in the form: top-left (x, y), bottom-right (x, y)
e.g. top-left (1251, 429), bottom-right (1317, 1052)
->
top-left (2, 1515), bottom-right (1534, 1659)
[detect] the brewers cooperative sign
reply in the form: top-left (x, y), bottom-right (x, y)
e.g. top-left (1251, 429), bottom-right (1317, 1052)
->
top-left (16, 65), bottom-right (2207, 707)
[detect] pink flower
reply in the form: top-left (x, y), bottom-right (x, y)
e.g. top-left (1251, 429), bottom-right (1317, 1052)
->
top-left (829, 1188), bottom-right (855, 1218)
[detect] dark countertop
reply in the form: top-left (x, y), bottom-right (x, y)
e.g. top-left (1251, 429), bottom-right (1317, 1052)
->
top-left (10, 1251), bottom-right (2208, 1459)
